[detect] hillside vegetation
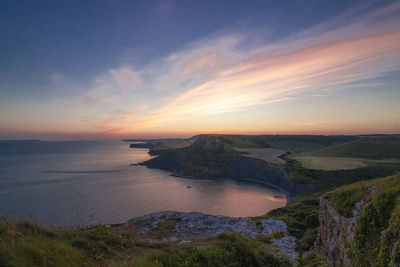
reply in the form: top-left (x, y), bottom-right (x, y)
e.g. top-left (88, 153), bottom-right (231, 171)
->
top-left (137, 134), bottom-right (357, 155)
top-left (234, 148), bottom-right (287, 164)
top-left (0, 218), bottom-right (291, 266)
top-left (289, 136), bottom-right (400, 170)
top-left (131, 134), bottom-right (400, 266)
top-left (301, 136), bottom-right (400, 160)
top-left (193, 134), bottom-right (357, 152)
top-left (323, 173), bottom-right (400, 266)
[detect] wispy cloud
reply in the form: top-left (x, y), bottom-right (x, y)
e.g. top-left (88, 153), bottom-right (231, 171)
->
top-left (35, 2), bottom-right (400, 136)
top-left (114, 15), bottom-right (400, 133)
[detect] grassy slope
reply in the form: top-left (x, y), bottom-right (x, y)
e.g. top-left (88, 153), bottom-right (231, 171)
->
top-left (234, 148), bottom-right (287, 164)
top-left (253, 151), bottom-right (400, 255)
top-left (254, 192), bottom-right (322, 252)
top-left (208, 134), bottom-right (357, 152)
top-left (289, 156), bottom-right (367, 170)
top-left (0, 218), bottom-right (291, 267)
top-left (323, 173), bottom-right (400, 266)
top-left (300, 136), bottom-right (400, 160)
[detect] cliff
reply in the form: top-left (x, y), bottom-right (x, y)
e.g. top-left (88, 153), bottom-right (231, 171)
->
top-left (142, 135), bottom-right (292, 194)
top-left (314, 173), bottom-right (400, 266)
top-left (314, 198), bottom-right (360, 266)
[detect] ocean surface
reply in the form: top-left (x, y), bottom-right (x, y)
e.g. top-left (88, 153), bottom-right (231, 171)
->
top-left (0, 140), bottom-right (286, 225)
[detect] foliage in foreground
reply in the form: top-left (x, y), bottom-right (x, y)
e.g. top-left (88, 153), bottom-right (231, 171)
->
top-left (0, 217), bottom-right (291, 267)
top-left (325, 173), bottom-right (400, 266)
top-left (254, 192), bottom-right (321, 252)
top-left (295, 252), bottom-right (328, 267)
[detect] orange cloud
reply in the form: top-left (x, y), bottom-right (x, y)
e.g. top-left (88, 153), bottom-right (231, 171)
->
top-left (116, 29), bottom-right (400, 134)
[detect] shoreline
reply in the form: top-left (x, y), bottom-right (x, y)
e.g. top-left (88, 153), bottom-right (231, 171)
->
top-left (138, 158), bottom-right (291, 207)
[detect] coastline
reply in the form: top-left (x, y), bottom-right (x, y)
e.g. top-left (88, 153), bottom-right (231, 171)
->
top-left (137, 154), bottom-right (291, 207)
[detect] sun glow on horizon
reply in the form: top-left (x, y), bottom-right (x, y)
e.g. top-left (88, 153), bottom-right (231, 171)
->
top-left (1, 1), bottom-right (400, 140)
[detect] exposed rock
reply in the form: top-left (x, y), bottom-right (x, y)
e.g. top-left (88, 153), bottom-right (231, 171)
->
top-left (271, 236), bottom-right (298, 262)
top-left (127, 211), bottom-right (298, 262)
top-left (261, 219), bottom-right (288, 234)
top-left (367, 183), bottom-right (377, 194)
top-left (314, 198), bottom-right (363, 266)
top-left (143, 136), bottom-right (292, 193)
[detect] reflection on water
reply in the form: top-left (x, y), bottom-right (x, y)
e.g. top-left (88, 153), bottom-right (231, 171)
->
top-left (0, 141), bottom-right (286, 225)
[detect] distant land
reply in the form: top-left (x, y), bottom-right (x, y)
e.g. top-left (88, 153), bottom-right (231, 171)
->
top-left (0, 139), bottom-right (41, 142)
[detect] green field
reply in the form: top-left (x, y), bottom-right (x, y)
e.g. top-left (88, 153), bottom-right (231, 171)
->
top-left (198, 134), bottom-right (356, 152)
top-left (289, 156), bottom-right (400, 170)
top-left (289, 136), bottom-right (400, 170)
top-left (234, 148), bottom-right (287, 164)
top-left (301, 136), bottom-right (400, 160)
top-left (290, 156), bottom-right (367, 170)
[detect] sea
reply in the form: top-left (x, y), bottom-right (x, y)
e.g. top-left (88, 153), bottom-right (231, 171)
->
top-left (0, 140), bottom-right (286, 226)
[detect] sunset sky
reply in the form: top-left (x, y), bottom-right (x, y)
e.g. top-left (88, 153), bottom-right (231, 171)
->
top-left (1, 0), bottom-right (400, 140)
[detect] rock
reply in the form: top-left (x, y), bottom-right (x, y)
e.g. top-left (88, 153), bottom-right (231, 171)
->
top-left (271, 236), bottom-right (298, 262)
top-left (314, 198), bottom-right (360, 266)
top-left (127, 211), bottom-right (298, 262)
top-left (261, 219), bottom-right (288, 234)
top-left (367, 183), bottom-right (377, 194)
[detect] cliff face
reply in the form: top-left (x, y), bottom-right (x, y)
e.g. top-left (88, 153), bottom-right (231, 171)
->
top-left (314, 198), bottom-right (360, 266)
top-left (143, 135), bottom-right (292, 193)
top-left (314, 174), bottom-right (400, 267)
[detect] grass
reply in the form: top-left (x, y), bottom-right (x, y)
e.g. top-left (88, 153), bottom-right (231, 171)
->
top-left (151, 144), bottom-right (174, 152)
top-left (258, 135), bottom-right (357, 153)
top-left (323, 173), bottom-right (400, 266)
top-left (0, 218), bottom-right (130, 266)
top-left (290, 156), bottom-right (367, 170)
top-left (282, 154), bottom-right (400, 188)
top-left (253, 157), bottom-right (400, 253)
top-left (151, 218), bottom-right (180, 239)
top-left (324, 173), bottom-right (400, 217)
top-left (254, 192), bottom-right (321, 252)
top-left (295, 253), bottom-right (328, 267)
top-left (146, 233), bottom-right (291, 267)
top-left (256, 231), bottom-right (287, 244)
top-left (290, 155), bottom-right (400, 171)
top-left (234, 148), bottom-right (287, 164)
top-left (301, 136), bottom-right (400, 160)
top-left (0, 217), bottom-right (292, 266)
top-left (202, 134), bottom-right (357, 152)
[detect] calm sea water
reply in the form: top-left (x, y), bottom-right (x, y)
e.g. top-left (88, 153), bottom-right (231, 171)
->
top-left (0, 141), bottom-right (286, 225)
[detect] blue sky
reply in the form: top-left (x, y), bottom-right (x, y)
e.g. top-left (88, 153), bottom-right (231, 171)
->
top-left (0, 0), bottom-right (399, 139)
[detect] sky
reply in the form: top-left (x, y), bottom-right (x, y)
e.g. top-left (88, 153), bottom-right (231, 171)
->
top-left (0, 0), bottom-right (400, 140)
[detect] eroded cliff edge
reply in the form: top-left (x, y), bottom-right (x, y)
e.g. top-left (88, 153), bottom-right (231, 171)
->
top-left (314, 198), bottom-right (360, 266)
top-left (314, 174), bottom-right (400, 267)
top-left (141, 135), bottom-right (292, 195)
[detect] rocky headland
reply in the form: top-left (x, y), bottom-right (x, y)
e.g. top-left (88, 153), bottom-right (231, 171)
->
top-left (141, 135), bottom-right (293, 195)
top-left (121, 211), bottom-right (299, 262)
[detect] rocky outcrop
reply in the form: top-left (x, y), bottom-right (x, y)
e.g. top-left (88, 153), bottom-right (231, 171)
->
top-left (314, 198), bottom-right (363, 266)
top-left (142, 135), bottom-right (292, 194)
top-left (126, 211), bottom-right (298, 262)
